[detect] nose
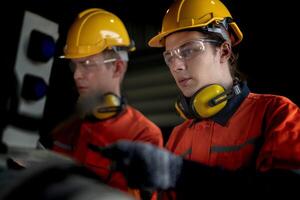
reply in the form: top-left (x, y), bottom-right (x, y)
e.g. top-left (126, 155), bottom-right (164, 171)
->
top-left (73, 65), bottom-right (84, 80)
top-left (169, 57), bottom-right (186, 72)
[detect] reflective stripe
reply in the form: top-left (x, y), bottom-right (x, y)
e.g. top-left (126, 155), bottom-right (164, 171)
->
top-left (53, 141), bottom-right (72, 150)
top-left (211, 137), bottom-right (260, 153)
top-left (181, 148), bottom-right (192, 158)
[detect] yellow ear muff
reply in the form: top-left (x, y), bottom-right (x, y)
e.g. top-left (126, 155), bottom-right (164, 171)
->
top-left (92, 93), bottom-right (123, 120)
top-left (191, 84), bottom-right (227, 118)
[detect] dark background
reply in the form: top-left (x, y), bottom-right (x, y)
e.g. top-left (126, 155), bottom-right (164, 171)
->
top-left (1, 0), bottom-right (299, 146)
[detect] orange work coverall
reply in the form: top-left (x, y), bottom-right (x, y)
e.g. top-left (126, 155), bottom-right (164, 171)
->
top-left (165, 83), bottom-right (300, 199)
top-left (52, 105), bottom-right (163, 193)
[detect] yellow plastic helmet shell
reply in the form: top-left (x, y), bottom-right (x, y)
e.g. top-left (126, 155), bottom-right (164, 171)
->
top-left (149, 0), bottom-right (243, 47)
top-left (62, 8), bottom-right (132, 59)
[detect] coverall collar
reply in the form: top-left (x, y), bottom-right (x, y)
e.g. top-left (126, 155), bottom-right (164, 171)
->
top-left (210, 81), bottom-right (250, 126)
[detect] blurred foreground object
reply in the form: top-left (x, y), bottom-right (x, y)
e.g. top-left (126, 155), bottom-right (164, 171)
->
top-left (100, 140), bottom-right (183, 190)
top-left (101, 140), bottom-right (300, 198)
top-left (0, 147), bottom-right (134, 200)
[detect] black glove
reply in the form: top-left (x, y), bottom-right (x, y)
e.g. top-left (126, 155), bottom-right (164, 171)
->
top-left (100, 140), bottom-right (183, 190)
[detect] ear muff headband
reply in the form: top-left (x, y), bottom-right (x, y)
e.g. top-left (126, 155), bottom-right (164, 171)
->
top-left (175, 99), bottom-right (189, 120)
top-left (92, 93), bottom-right (124, 120)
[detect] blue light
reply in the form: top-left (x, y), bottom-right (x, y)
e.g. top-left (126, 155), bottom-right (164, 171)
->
top-left (27, 30), bottom-right (56, 62)
top-left (42, 38), bottom-right (56, 60)
top-left (21, 74), bottom-right (48, 101)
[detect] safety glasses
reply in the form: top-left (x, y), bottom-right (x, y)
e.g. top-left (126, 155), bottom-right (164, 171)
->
top-left (163, 39), bottom-right (220, 67)
top-left (69, 58), bottom-right (117, 73)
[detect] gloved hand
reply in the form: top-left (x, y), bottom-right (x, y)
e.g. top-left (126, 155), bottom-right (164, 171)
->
top-left (101, 140), bottom-right (183, 190)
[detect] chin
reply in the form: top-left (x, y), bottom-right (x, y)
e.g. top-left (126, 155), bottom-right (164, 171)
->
top-left (178, 84), bottom-right (197, 97)
top-left (181, 90), bottom-right (193, 98)
top-left (78, 91), bottom-right (89, 97)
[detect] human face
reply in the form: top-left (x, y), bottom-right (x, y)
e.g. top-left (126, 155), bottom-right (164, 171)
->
top-left (165, 31), bottom-right (229, 97)
top-left (70, 53), bottom-right (117, 96)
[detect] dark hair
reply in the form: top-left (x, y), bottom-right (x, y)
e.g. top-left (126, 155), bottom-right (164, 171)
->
top-left (201, 31), bottom-right (246, 81)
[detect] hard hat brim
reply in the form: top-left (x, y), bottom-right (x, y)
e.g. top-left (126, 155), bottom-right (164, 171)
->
top-left (148, 21), bottom-right (243, 48)
top-left (148, 17), bottom-right (225, 47)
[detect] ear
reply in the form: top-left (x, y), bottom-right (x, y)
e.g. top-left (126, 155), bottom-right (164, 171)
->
top-left (219, 42), bottom-right (232, 63)
top-left (112, 59), bottom-right (127, 78)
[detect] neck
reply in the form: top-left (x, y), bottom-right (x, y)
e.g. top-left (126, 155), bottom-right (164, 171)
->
top-left (222, 78), bottom-right (234, 90)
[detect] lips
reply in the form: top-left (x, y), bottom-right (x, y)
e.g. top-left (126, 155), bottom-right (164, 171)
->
top-left (77, 85), bottom-right (88, 92)
top-left (178, 77), bottom-right (192, 87)
top-left (78, 86), bottom-right (87, 90)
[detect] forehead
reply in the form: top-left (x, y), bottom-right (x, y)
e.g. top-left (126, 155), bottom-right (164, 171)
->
top-left (165, 31), bottom-right (207, 50)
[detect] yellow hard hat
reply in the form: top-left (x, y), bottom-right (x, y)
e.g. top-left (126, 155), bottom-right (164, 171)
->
top-left (61, 8), bottom-right (134, 59)
top-left (149, 0), bottom-right (243, 47)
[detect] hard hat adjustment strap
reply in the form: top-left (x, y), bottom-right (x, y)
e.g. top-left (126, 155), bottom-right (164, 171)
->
top-left (111, 47), bottom-right (129, 62)
top-left (201, 18), bottom-right (232, 43)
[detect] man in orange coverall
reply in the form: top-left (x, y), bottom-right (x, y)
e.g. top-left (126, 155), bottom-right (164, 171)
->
top-left (96, 0), bottom-right (300, 199)
top-left (50, 8), bottom-right (163, 200)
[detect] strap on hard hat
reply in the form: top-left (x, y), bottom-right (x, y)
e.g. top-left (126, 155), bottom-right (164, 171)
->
top-left (200, 18), bottom-right (232, 43)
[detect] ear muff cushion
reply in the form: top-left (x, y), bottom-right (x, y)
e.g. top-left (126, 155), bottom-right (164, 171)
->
top-left (92, 93), bottom-right (122, 120)
top-left (191, 84), bottom-right (227, 118)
